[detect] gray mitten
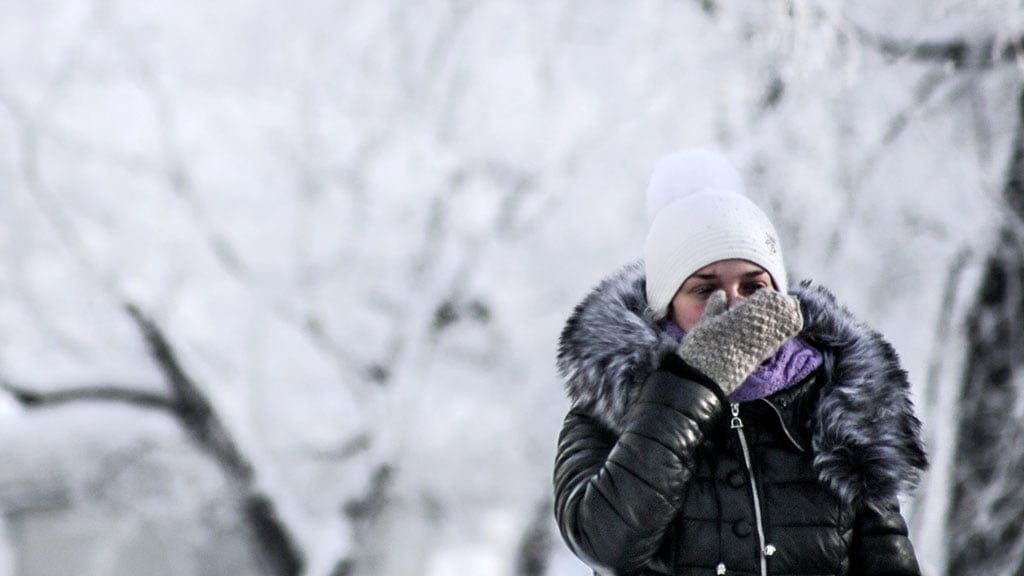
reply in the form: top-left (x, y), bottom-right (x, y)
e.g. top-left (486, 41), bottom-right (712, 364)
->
top-left (676, 288), bottom-right (804, 395)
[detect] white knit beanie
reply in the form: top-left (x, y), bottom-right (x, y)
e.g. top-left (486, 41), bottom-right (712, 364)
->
top-left (643, 149), bottom-right (788, 319)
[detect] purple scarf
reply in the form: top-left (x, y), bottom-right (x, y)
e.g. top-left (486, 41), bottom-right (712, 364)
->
top-left (664, 321), bottom-right (823, 402)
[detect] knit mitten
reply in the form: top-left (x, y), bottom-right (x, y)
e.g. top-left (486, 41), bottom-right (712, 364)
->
top-left (676, 289), bottom-right (804, 395)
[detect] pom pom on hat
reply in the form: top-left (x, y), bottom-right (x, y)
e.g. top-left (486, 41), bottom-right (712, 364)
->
top-left (643, 149), bottom-right (788, 319)
top-left (644, 148), bottom-right (746, 222)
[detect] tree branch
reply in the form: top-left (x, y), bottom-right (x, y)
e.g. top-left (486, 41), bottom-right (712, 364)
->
top-left (122, 302), bottom-right (305, 576)
top-left (2, 302), bottom-right (307, 576)
top-left (123, 303), bottom-right (256, 481)
top-left (1004, 87), bottom-right (1024, 221)
top-left (871, 31), bottom-right (1024, 70)
top-left (0, 380), bottom-right (175, 411)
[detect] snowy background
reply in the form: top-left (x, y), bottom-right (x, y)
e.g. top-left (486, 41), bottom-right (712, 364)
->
top-left (1, 1), bottom-right (1024, 575)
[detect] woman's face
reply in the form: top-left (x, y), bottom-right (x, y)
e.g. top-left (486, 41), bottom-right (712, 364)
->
top-left (670, 259), bottom-right (775, 331)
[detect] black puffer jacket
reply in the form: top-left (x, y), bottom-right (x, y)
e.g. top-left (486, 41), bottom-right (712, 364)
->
top-left (553, 262), bottom-right (927, 576)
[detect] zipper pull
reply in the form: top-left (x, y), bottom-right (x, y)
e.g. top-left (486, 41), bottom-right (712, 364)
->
top-left (729, 403), bottom-right (743, 429)
top-left (716, 561), bottom-right (727, 574)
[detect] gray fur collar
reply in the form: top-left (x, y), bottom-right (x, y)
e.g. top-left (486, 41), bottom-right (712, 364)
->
top-left (556, 261), bottom-right (927, 511)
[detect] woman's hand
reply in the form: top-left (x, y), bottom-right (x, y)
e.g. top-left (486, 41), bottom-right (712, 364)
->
top-left (676, 288), bottom-right (803, 395)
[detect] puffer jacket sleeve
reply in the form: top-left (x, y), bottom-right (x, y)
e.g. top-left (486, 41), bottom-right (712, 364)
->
top-left (553, 361), bottom-right (724, 575)
top-left (850, 499), bottom-right (922, 576)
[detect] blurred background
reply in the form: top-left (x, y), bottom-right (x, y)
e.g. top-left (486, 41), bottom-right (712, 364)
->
top-left (1, 1), bottom-right (1024, 575)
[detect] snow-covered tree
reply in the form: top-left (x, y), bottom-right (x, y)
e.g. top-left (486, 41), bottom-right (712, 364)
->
top-left (0, 1), bottom-right (1022, 575)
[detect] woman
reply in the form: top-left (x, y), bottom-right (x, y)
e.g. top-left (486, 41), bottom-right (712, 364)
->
top-left (553, 150), bottom-right (927, 576)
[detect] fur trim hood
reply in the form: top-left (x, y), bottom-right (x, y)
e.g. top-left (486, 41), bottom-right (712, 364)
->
top-left (556, 261), bottom-right (928, 510)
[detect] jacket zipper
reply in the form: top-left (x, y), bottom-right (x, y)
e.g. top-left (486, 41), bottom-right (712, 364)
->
top-left (730, 403), bottom-right (773, 576)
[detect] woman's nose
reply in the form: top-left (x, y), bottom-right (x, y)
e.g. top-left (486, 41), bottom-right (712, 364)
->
top-left (725, 288), bottom-right (743, 309)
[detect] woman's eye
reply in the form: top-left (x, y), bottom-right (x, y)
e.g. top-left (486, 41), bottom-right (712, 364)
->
top-left (742, 283), bottom-right (768, 295)
top-left (693, 285), bottom-right (716, 296)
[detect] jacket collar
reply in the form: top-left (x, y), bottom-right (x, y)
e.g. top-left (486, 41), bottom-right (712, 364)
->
top-left (556, 261), bottom-right (928, 511)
